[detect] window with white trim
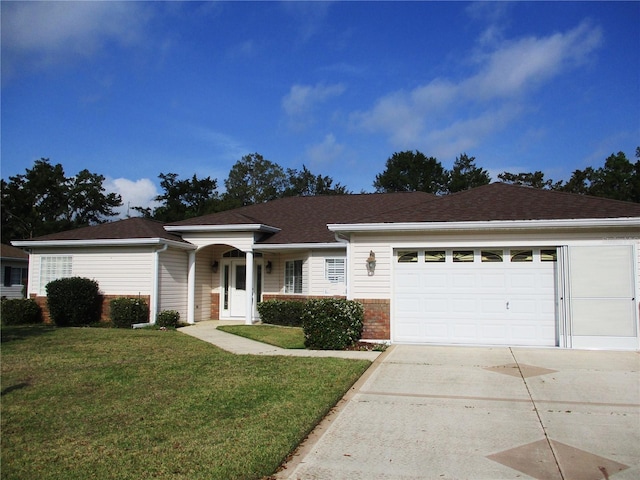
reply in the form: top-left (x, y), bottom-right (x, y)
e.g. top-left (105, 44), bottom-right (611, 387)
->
top-left (325, 258), bottom-right (346, 283)
top-left (40, 256), bottom-right (73, 291)
top-left (284, 259), bottom-right (303, 294)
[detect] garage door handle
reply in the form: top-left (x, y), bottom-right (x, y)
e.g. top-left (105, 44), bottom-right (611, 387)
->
top-left (506, 302), bottom-right (510, 310)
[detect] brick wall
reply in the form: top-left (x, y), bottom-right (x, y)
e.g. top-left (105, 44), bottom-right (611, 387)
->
top-left (30, 294), bottom-right (151, 324)
top-left (261, 294), bottom-right (390, 341)
top-left (357, 298), bottom-right (391, 340)
top-left (210, 292), bottom-right (220, 320)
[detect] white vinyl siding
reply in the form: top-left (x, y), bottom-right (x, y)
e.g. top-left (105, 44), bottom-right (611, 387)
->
top-left (29, 248), bottom-right (155, 296)
top-left (158, 249), bottom-right (189, 321)
top-left (307, 250), bottom-right (347, 296)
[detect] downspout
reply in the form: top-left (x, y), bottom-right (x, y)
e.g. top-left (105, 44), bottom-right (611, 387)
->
top-left (334, 232), bottom-right (352, 300)
top-left (150, 242), bottom-right (169, 325)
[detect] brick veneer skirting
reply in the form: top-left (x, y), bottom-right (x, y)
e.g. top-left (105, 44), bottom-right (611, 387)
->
top-left (260, 294), bottom-right (391, 341)
top-left (30, 294), bottom-right (151, 324)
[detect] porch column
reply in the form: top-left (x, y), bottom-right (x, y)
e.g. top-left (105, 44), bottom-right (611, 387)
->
top-left (187, 250), bottom-right (196, 324)
top-left (245, 250), bottom-right (254, 325)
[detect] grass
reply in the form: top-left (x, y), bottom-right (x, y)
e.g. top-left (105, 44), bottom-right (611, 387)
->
top-left (217, 324), bottom-right (306, 349)
top-left (1, 325), bottom-right (370, 480)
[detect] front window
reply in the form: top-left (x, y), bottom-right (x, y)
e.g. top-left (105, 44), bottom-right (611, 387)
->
top-left (325, 258), bottom-right (346, 283)
top-left (3, 266), bottom-right (27, 287)
top-left (40, 256), bottom-right (72, 291)
top-left (285, 260), bottom-right (303, 293)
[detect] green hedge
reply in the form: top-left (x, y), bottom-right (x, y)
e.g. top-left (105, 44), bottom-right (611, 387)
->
top-left (110, 297), bottom-right (149, 328)
top-left (46, 277), bottom-right (101, 327)
top-left (257, 299), bottom-right (306, 327)
top-left (0, 298), bottom-right (43, 325)
top-left (302, 299), bottom-right (364, 350)
top-left (156, 310), bottom-right (180, 328)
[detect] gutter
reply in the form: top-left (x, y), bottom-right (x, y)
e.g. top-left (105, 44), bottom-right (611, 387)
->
top-left (327, 217), bottom-right (640, 233)
top-left (11, 238), bottom-right (196, 250)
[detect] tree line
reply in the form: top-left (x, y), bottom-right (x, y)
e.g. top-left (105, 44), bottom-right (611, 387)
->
top-left (2, 148), bottom-right (638, 244)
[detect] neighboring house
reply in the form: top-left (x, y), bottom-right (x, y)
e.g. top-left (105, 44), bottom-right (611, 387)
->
top-left (12, 183), bottom-right (640, 350)
top-left (1, 243), bottom-right (29, 299)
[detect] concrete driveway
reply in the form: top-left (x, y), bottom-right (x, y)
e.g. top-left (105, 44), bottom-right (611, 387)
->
top-left (277, 345), bottom-right (639, 480)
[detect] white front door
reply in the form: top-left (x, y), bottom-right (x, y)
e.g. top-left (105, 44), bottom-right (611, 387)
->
top-left (229, 261), bottom-right (247, 318)
top-left (221, 260), bottom-right (263, 319)
top-left (393, 248), bottom-right (558, 346)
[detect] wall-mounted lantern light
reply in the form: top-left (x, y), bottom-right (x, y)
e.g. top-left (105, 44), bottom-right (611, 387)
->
top-left (266, 261), bottom-right (272, 274)
top-left (366, 250), bottom-right (376, 276)
top-left (212, 260), bottom-right (219, 273)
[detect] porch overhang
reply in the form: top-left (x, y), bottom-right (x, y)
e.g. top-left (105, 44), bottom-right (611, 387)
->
top-left (164, 224), bottom-right (280, 234)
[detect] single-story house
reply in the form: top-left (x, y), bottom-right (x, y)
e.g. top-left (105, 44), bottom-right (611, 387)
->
top-left (12, 183), bottom-right (640, 350)
top-left (1, 243), bottom-right (29, 299)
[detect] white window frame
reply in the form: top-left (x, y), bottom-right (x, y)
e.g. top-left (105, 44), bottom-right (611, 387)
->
top-left (40, 256), bottom-right (73, 292)
top-left (325, 258), bottom-right (346, 284)
top-left (284, 259), bottom-right (303, 294)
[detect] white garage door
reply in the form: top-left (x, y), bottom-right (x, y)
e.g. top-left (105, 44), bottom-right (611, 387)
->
top-left (393, 248), bottom-right (557, 346)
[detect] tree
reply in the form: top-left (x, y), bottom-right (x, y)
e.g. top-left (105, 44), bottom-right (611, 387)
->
top-left (284, 165), bottom-right (350, 197)
top-left (447, 153), bottom-right (491, 193)
top-left (561, 149), bottom-right (640, 202)
top-left (149, 173), bottom-right (219, 222)
top-left (223, 153), bottom-right (288, 207)
top-left (373, 151), bottom-right (448, 194)
top-left (497, 171), bottom-right (559, 189)
top-left (1, 158), bottom-right (122, 243)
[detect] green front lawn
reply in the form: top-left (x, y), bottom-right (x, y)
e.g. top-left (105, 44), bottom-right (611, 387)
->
top-left (217, 324), bottom-right (306, 349)
top-left (1, 325), bottom-right (370, 480)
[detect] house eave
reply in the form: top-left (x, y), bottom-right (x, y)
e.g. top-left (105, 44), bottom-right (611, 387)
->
top-left (255, 242), bottom-right (345, 251)
top-left (164, 224), bottom-right (281, 234)
top-left (11, 238), bottom-right (196, 250)
top-left (327, 217), bottom-right (640, 233)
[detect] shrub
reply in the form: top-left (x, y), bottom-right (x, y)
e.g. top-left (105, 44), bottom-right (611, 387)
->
top-left (110, 297), bottom-right (149, 328)
top-left (302, 298), bottom-right (364, 350)
top-left (156, 310), bottom-right (180, 328)
top-left (46, 277), bottom-right (101, 327)
top-left (257, 299), bottom-right (306, 327)
top-left (0, 298), bottom-right (43, 325)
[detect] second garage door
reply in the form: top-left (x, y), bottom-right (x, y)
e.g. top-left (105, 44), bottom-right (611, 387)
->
top-left (393, 248), bottom-right (558, 346)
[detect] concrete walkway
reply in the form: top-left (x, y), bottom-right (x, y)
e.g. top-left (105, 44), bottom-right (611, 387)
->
top-left (178, 320), bottom-right (381, 361)
top-left (277, 345), bottom-right (640, 480)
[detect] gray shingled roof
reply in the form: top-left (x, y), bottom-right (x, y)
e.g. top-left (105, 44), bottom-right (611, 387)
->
top-left (167, 192), bottom-right (436, 244)
top-left (354, 183), bottom-right (640, 223)
top-left (17, 185), bottom-right (640, 246)
top-left (1, 243), bottom-right (29, 260)
top-left (21, 217), bottom-right (188, 243)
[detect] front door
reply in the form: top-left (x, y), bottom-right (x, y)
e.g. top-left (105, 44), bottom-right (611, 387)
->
top-left (229, 261), bottom-right (247, 318)
top-left (222, 260), bottom-right (263, 319)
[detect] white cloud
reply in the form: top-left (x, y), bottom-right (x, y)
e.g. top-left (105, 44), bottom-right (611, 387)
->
top-left (351, 20), bottom-right (602, 155)
top-left (282, 83), bottom-right (346, 117)
top-left (305, 134), bottom-right (345, 167)
top-left (105, 178), bottom-right (160, 219)
top-left (1, 1), bottom-right (151, 78)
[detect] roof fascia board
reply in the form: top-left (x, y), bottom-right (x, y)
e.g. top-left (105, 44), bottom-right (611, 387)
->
top-left (164, 224), bottom-right (280, 234)
top-left (328, 217), bottom-right (640, 233)
top-left (256, 243), bottom-right (345, 250)
top-left (11, 238), bottom-right (196, 250)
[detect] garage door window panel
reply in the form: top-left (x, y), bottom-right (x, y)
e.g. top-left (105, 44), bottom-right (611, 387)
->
top-left (482, 250), bottom-right (503, 262)
top-left (453, 250), bottom-right (474, 262)
top-left (398, 251), bottom-right (418, 263)
top-left (510, 250), bottom-right (533, 262)
top-left (425, 251), bottom-right (446, 262)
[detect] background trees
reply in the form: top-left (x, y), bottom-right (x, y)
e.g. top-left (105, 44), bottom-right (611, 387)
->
top-left (1, 158), bottom-right (121, 243)
top-left (3, 147), bottom-right (638, 243)
top-left (373, 151), bottom-right (448, 194)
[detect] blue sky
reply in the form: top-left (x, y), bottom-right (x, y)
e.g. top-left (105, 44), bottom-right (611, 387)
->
top-left (2, 1), bottom-right (639, 216)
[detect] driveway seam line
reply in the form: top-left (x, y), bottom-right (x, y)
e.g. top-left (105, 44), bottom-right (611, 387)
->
top-left (510, 347), bottom-right (565, 480)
